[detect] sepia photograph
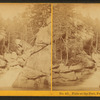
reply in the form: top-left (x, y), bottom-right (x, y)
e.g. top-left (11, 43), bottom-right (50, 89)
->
top-left (52, 3), bottom-right (100, 90)
top-left (0, 3), bottom-right (51, 90)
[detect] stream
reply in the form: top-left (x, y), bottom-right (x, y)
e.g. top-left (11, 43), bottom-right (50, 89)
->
top-left (53, 68), bottom-right (100, 91)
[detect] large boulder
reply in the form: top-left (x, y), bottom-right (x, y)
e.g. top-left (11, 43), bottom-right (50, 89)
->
top-left (4, 52), bottom-right (19, 67)
top-left (26, 45), bottom-right (51, 74)
top-left (60, 71), bottom-right (77, 81)
top-left (13, 67), bottom-right (50, 89)
top-left (52, 53), bottom-right (96, 86)
top-left (13, 45), bottom-right (51, 89)
top-left (15, 39), bottom-right (32, 55)
top-left (0, 58), bottom-right (6, 68)
top-left (69, 64), bottom-right (83, 72)
top-left (92, 53), bottom-right (100, 67)
top-left (13, 22), bottom-right (51, 89)
top-left (59, 63), bottom-right (70, 73)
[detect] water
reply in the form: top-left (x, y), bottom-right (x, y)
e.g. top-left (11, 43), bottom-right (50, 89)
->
top-left (53, 68), bottom-right (100, 91)
top-left (0, 67), bottom-right (50, 91)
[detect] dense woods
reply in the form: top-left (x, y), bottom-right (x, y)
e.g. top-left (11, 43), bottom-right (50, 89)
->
top-left (0, 3), bottom-right (100, 90)
top-left (53, 4), bottom-right (100, 65)
top-left (0, 4), bottom-right (51, 53)
top-left (0, 4), bottom-right (51, 89)
top-left (53, 4), bottom-right (100, 87)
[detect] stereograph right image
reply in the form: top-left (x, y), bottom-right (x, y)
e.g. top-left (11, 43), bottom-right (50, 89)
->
top-left (52, 4), bottom-right (100, 90)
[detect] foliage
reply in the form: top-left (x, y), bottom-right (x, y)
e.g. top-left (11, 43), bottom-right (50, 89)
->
top-left (0, 4), bottom-right (51, 53)
top-left (53, 4), bottom-right (100, 65)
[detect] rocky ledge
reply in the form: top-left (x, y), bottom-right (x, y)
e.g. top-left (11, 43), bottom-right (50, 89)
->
top-left (52, 54), bottom-right (97, 86)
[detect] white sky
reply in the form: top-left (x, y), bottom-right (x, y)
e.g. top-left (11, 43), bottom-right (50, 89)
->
top-left (0, 3), bottom-right (30, 19)
top-left (74, 4), bottom-right (100, 20)
top-left (0, 3), bottom-right (100, 20)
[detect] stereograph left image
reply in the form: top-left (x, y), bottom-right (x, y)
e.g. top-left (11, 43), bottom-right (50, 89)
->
top-left (0, 3), bottom-right (51, 90)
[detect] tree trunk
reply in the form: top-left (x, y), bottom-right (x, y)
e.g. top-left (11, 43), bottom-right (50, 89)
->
top-left (7, 32), bottom-right (10, 52)
top-left (66, 33), bottom-right (68, 65)
top-left (96, 32), bottom-right (98, 52)
top-left (60, 38), bottom-right (62, 62)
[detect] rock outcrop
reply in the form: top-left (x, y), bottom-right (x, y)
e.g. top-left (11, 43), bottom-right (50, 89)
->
top-left (12, 20), bottom-right (51, 90)
top-left (52, 54), bottom-right (96, 86)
